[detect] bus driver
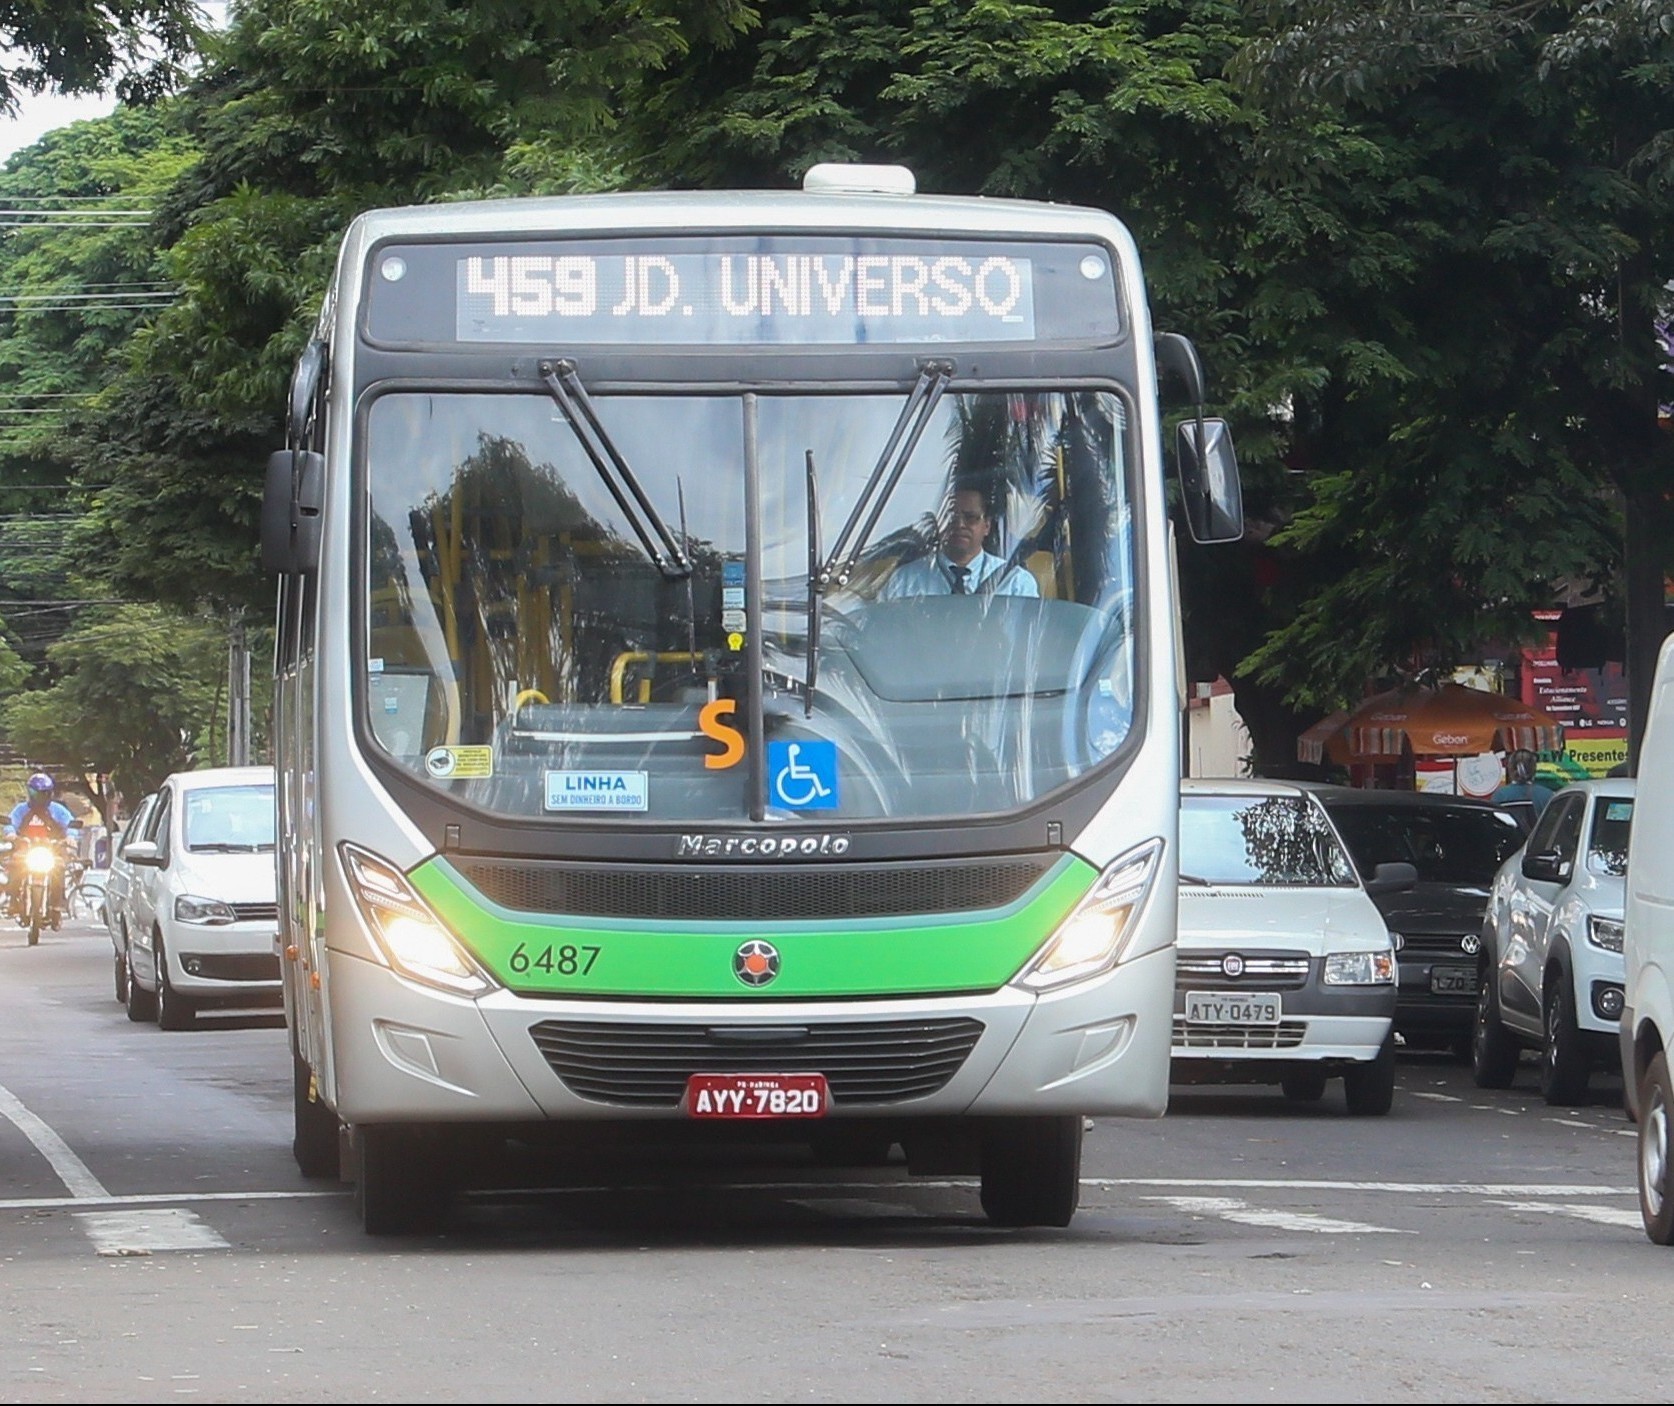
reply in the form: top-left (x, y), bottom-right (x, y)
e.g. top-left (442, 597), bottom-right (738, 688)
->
top-left (877, 481), bottom-right (1040, 600)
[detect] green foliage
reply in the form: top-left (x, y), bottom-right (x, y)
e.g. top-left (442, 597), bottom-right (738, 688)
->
top-left (0, 0), bottom-right (203, 114)
top-left (0, 602), bottom-right (224, 798)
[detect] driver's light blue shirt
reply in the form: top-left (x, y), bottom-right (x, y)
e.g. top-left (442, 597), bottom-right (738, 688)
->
top-left (877, 550), bottom-right (1040, 600)
top-left (4, 800), bottom-right (77, 836)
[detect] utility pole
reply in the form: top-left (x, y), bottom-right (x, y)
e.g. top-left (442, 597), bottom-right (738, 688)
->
top-left (227, 607), bottom-right (251, 767)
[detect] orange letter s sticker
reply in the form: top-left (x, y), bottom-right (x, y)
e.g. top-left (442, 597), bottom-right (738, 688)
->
top-left (698, 698), bottom-right (745, 770)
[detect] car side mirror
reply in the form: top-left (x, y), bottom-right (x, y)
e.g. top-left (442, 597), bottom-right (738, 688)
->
top-left (1365, 860), bottom-right (1418, 895)
top-left (1521, 849), bottom-right (1569, 883)
top-left (124, 840), bottom-right (161, 867)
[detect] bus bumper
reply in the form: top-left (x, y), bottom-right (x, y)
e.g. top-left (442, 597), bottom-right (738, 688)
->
top-left (322, 941), bottom-right (1175, 1124)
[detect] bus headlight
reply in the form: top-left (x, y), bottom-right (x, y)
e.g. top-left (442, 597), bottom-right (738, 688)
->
top-left (340, 843), bottom-right (497, 997)
top-left (1016, 838), bottom-right (1163, 993)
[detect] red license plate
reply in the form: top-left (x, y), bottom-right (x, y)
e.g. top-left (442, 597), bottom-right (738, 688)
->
top-left (686, 1072), bottom-right (828, 1119)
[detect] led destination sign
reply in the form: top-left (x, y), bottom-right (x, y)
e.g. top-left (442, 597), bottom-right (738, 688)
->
top-left (364, 236), bottom-right (1122, 348)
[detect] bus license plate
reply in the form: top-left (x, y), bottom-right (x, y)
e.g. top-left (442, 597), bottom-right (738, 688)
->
top-left (686, 1073), bottom-right (828, 1119)
top-left (1431, 965), bottom-right (1478, 995)
top-left (1185, 991), bottom-right (1282, 1024)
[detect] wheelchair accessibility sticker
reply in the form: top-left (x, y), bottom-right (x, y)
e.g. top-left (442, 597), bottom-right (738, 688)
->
top-left (767, 740), bottom-right (839, 811)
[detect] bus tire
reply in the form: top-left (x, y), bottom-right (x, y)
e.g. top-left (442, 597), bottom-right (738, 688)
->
top-left (353, 1124), bottom-right (451, 1235)
top-left (979, 1115), bottom-right (1082, 1228)
top-left (292, 1050), bottom-right (341, 1180)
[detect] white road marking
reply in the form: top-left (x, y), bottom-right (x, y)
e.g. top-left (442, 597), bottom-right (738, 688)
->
top-left (75, 1208), bottom-right (230, 1255)
top-left (0, 1081), bottom-right (107, 1198)
top-left (1083, 1178), bottom-right (1636, 1196)
top-left (0, 1189), bottom-right (341, 1212)
top-left (1408, 1091), bottom-right (1462, 1103)
top-left (1145, 1195), bottom-right (1407, 1234)
top-left (1491, 1199), bottom-right (1643, 1229)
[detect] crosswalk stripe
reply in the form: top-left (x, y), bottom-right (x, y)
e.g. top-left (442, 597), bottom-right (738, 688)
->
top-left (1490, 1199), bottom-right (1643, 1228)
top-left (1144, 1195), bottom-right (1408, 1234)
top-left (74, 1208), bottom-right (230, 1255)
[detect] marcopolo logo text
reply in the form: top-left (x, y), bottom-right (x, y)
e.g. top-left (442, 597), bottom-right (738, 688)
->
top-left (677, 833), bottom-right (850, 859)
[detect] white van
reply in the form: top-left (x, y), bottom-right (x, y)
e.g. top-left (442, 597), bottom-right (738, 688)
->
top-left (1622, 632), bottom-right (1674, 1242)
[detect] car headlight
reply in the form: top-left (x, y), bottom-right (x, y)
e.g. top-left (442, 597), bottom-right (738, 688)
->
top-left (1323, 950), bottom-right (1396, 985)
top-left (1016, 838), bottom-right (1162, 993)
top-left (23, 846), bottom-right (56, 875)
top-left (340, 843), bottom-right (496, 997)
top-left (175, 894), bottom-right (238, 925)
top-left (1587, 915), bottom-right (1624, 953)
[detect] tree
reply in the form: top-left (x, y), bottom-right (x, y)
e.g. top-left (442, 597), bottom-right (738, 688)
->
top-left (1229, 0), bottom-right (1674, 762)
top-left (0, 602), bottom-right (224, 807)
top-left (0, 0), bottom-right (203, 116)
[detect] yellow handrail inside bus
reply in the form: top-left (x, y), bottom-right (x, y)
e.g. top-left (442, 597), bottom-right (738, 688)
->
top-left (609, 651), bottom-right (707, 704)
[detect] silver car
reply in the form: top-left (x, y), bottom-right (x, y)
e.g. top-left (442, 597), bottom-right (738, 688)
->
top-left (1474, 777), bottom-right (1632, 1104)
top-left (104, 792), bottom-right (159, 1004)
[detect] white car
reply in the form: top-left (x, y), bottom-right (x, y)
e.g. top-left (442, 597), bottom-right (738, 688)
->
top-left (122, 765), bottom-right (280, 1030)
top-left (103, 791), bottom-right (159, 1004)
top-left (1474, 776), bottom-right (1632, 1104)
top-left (1174, 778), bottom-right (1406, 1115)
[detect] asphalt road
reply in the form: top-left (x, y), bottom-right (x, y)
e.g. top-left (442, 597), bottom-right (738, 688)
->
top-left (0, 917), bottom-right (1661, 1403)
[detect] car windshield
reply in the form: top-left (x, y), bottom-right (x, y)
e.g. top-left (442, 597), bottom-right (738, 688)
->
top-left (359, 387), bottom-right (1138, 824)
top-left (1179, 794), bottom-right (1357, 887)
top-left (1588, 798), bottom-right (1632, 877)
top-left (1325, 803), bottom-right (1526, 885)
top-left (183, 785), bottom-right (276, 853)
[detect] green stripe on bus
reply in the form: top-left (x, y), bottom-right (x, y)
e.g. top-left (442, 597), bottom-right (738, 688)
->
top-left (407, 853), bottom-right (1097, 998)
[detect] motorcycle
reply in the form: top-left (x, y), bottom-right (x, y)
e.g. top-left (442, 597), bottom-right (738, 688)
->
top-left (15, 837), bottom-right (63, 946)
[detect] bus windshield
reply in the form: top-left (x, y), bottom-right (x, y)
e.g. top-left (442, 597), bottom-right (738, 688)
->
top-left (361, 385), bottom-right (1137, 824)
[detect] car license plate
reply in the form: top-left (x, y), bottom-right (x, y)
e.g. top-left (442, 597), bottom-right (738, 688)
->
top-left (1185, 991), bottom-right (1282, 1024)
top-left (686, 1072), bottom-right (828, 1119)
top-left (1430, 964), bottom-right (1478, 995)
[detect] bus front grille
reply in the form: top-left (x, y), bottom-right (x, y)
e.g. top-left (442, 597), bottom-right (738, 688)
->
top-left (459, 855), bottom-right (1054, 921)
top-left (529, 1016), bottom-right (986, 1107)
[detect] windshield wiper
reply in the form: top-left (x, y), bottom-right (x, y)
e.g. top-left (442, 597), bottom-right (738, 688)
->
top-left (189, 842), bottom-right (263, 853)
top-left (539, 359), bottom-right (692, 578)
top-left (816, 359), bottom-right (953, 592)
top-left (804, 448), bottom-right (822, 717)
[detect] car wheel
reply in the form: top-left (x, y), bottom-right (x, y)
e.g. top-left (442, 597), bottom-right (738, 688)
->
top-left (293, 1049), bottom-right (341, 1180)
top-left (1539, 976), bottom-right (1591, 1106)
top-left (1280, 1071), bottom-right (1328, 1102)
top-left (979, 1115), bottom-right (1083, 1228)
top-left (124, 944), bottom-right (156, 1023)
top-left (1344, 1031), bottom-right (1396, 1116)
top-left (1639, 1052), bottom-right (1674, 1244)
top-left (113, 949), bottom-right (128, 1004)
top-left (1472, 962), bottom-right (1520, 1089)
top-left (155, 935), bottom-right (196, 1031)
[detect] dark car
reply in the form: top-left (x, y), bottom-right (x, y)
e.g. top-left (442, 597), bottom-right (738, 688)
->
top-left (1306, 786), bottom-right (1527, 1059)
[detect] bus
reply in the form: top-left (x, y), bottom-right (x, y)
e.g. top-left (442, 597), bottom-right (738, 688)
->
top-left (261, 163), bottom-right (1243, 1234)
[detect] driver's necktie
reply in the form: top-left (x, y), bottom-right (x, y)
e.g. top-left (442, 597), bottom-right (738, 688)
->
top-left (949, 565), bottom-right (970, 594)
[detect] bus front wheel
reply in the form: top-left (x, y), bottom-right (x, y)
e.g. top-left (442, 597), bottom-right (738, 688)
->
top-left (353, 1124), bottom-right (452, 1235)
top-left (978, 1115), bottom-right (1083, 1228)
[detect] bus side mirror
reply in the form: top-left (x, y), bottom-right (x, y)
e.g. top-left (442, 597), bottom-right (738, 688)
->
top-left (1176, 416), bottom-right (1244, 545)
top-left (261, 449), bottom-right (325, 574)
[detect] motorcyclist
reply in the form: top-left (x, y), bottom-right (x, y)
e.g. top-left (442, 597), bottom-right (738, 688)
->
top-left (3, 773), bottom-right (79, 921)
